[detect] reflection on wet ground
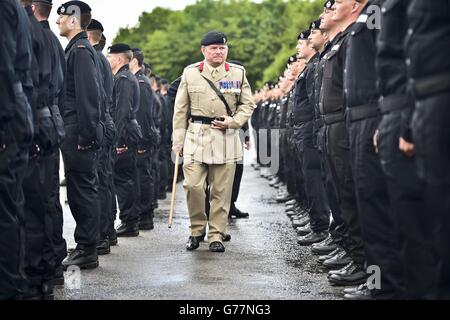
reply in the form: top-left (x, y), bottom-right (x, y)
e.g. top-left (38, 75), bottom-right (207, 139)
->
top-left (56, 165), bottom-right (343, 300)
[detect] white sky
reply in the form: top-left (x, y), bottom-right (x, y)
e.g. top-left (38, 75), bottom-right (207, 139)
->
top-left (49, 0), bottom-right (198, 48)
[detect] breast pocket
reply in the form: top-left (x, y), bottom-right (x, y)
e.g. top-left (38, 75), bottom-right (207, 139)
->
top-left (323, 49), bottom-right (339, 79)
top-left (188, 85), bottom-right (207, 111)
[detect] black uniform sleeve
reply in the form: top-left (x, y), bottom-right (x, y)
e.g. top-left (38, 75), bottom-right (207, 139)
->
top-left (35, 29), bottom-right (51, 109)
top-left (0, 3), bottom-right (17, 128)
top-left (115, 77), bottom-right (135, 147)
top-left (74, 47), bottom-right (100, 146)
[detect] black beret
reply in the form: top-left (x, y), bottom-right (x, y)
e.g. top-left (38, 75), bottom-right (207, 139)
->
top-left (57, 1), bottom-right (91, 15)
top-left (310, 19), bottom-right (322, 30)
top-left (201, 31), bottom-right (228, 46)
top-left (297, 30), bottom-right (311, 40)
top-left (324, 0), bottom-right (335, 9)
top-left (87, 19), bottom-right (104, 32)
top-left (33, 0), bottom-right (53, 5)
top-left (131, 48), bottom-right (142, 53)
top-left (108, 43), bottom-right (132, 54)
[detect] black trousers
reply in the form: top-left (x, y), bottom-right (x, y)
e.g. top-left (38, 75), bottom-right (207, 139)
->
top-left (285, 128), bottom-right (297, 196)
top-left (98, 146), bottom-right (114, 241)
top-left (278, 129), bottom-right (288, 183)
top-left (300, 146), bottom-right (330, 232)
top-left (378, 110), bottom-right (435, 299)
top-left (49, 151), bottom-right (66, 278)
top-left (23, 150), bottom-right (62, 290)
top-left (114, 150), bottom-right (139, 226)
top-left (412, 92), bottom-right (450, 299)
top-left (325, 121), bottom-right (365, 264)
top-left (348, 117), bottom-right (403, 299)
top-left (0, 142), bottom-right (28, 299)
top-left (292, 129), bottom-right (307, 207)
top-left (137, 151), bottom-right (154, 221)
top-left (158, 145), bottom-right (169, 195)
top-left (294, 124), bottom-right (330, 232)
top-left (231, 163), bottom-right (244, 206)
top-left (61, 124), bottom-right (100, 248)
top-left (151, 147), bottom-right (160, 208)
top-left (317, 126), bottom-right (346, 243)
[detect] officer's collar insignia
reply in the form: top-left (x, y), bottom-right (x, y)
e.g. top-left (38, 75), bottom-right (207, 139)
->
top-left (198, 62), bottom-right (205, 72)
top-left (225, 62), bottom-right (230, 72)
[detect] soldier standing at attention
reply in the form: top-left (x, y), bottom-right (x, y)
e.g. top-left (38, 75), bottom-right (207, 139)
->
top-left (57, 1), bottom-right (102, 270)
top-left (172, 31), bottom-right (256, 253)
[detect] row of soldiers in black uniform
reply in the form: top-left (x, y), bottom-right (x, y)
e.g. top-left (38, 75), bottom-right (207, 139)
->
top-left (0, 0), bottom-right (176, 300)
top-left (251, 0), bottom-right (450, 300)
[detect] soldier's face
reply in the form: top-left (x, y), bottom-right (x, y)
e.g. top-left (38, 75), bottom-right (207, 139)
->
top-left (333, 0), bottom-right (356, 22)
top-left (309, 29), bottom-right (326, 51)
top-left (320, 8), bottom-right (335, 30)
top-left (57, 15), bottom-right (71, 37)
top-left (107, 54), bottom-right (119, 70)
top-left (201, 44), bottom-right (228, 66)
top-left (297, 40), bottom-right (313, 59)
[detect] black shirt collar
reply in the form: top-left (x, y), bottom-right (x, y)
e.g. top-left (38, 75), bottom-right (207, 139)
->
top-left (40, 20), bottom-right (50, 29)
top-left (66, 31), bottom-right (88, 53)
top-left (117, 64), bottom-right (130, 74)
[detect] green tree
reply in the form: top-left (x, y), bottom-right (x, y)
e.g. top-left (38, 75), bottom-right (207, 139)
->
top-left (113, 0), bottom-right (323, 89)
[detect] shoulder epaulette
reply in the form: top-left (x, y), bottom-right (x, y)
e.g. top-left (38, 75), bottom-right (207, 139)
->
top-left (186, 62), bottom-right (202, 70)
top-left (228, 62), bottom-right (245, 71)
top-left (77, 44), bottom-right (87, 49)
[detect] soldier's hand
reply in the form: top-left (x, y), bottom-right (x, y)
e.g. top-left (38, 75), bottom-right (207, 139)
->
top-left (172, 144), bottom-right (183, 156)
top-left (244, 141), bottom-right (252, 151)
top-left (211, 116), bottom-right (229, 131)
top-left (399, 137), bottom-right (415, 157)
top-left (116, 147), bottom-right (128, 155)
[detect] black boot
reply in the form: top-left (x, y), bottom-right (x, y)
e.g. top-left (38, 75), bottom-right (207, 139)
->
top-left (186, 236), bottom-right (200, 251)
top-left (96, 239), bottom-right (111, 255)
top-left (62, 246), bottom-right (98, 270)
top-left (139, 215), bottom-right (154, 231)
top-left (109, 229), bottom-right (118, 246)
top-left (116, 223), bottom-right (139, 237)
top-left (229, 205), bottom-right (249, 219)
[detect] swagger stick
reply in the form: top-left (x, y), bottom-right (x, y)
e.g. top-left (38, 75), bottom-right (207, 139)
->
top-left (168, 152), bottom-right (180, 228)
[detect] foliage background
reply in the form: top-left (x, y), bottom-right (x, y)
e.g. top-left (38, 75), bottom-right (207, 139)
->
top-left (113, 0), bottom-right (323, 88)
